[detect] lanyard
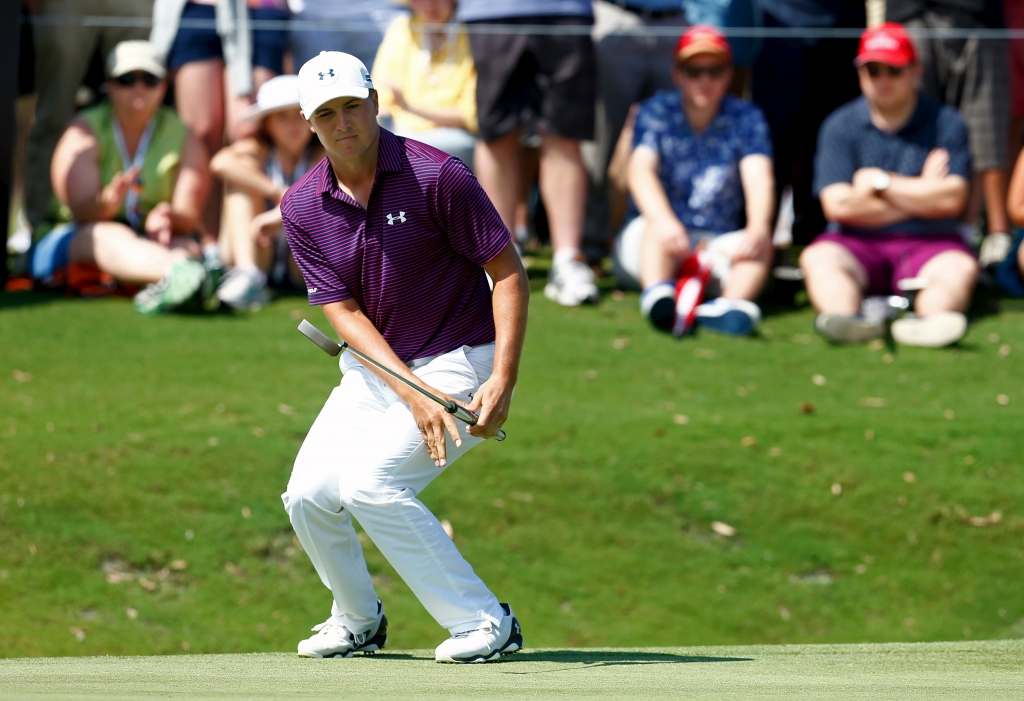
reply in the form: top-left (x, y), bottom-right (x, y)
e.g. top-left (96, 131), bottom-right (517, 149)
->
top-left (417, 23), bottom-right (458, 85)
top-left (111, 116), bottom-right (156, 229)
top-left (267, 146), bottom-right (311, 189)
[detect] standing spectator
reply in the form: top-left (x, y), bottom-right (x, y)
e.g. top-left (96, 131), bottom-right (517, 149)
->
top-left (615, 25), bottom-right (774, 335)
top-left (753, 0), bottom-right (865, 246)
top-left (887, 0), bottom-right (1013, 268)
top-left (290, 0), bottom-right (400, 70)
top-left (373, 0), bottom-right (477, 167)
top-left (458, 0), bottom-right (600, 306)
top-left (581, 0), bottom-right (688, 263)
top-left (801, 23), bottom-right (977, 348)
top-left (32, 41), bottom-right (211, 314)
top-left (24, 0), bottom-right (154, 239)
top-left (1006, 0), bottom-right (1024, 155)
top-left (211, 74), bottom-right (322, 309)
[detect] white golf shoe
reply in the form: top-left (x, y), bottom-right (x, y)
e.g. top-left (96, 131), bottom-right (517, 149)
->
top-left (297, 600), bottom-right (388, 658)
top-left (545, 257), bottom-right (599, 306)
top-left (434, 603), bottom-right (523, 664)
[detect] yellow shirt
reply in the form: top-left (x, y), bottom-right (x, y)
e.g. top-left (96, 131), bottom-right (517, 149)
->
top-left (372, 15), bottom-right (478, 135)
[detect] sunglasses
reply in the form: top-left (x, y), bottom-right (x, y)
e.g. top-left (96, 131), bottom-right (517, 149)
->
top-left (864, 63), bottom-right (905, 78)
top-left (679, 64), bottom-right (728, 80)
top-left (114, 72), bottom-right (161, 88)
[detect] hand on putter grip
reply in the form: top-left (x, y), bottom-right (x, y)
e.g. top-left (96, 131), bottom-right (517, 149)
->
top-left (466, 376), bottom-right (511, 440)
top-left (407, 387), bottom-right (463, 467)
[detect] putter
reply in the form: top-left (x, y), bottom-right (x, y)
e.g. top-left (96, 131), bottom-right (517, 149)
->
top-left (298, 319), bottom-right (506, 441)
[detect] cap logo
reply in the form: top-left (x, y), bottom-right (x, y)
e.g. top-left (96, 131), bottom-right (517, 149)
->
top-left (317, 68), bottom-right (338, 85)
top-left (865, 34), bottom-right (900, 51)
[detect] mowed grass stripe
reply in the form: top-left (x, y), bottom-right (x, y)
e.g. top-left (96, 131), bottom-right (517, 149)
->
top-left (1, 641), bottom-right (1023, 700)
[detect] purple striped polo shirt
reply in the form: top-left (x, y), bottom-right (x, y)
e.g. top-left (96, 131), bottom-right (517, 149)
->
top-left (282, 129), bottom-right (511, 362)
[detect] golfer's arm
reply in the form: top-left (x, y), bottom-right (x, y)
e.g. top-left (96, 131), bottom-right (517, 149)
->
top-left (320, 299), bottom-right (431, 402)
top-left (482, 242), bottom-right (529, 387)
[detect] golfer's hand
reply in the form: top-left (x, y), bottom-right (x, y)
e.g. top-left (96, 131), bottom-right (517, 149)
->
top-left (647, 214), bottom-right (690, 259)
top-left (408, 390), bottom-right (462, 468)
top-left (466, 376), bottom-right (512, 440)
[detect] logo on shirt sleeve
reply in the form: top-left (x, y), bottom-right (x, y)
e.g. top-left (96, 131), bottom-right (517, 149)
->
top-left (307, 287), bottom-right (318, 294)
top-left (386, 211), bottom-right (407, 225)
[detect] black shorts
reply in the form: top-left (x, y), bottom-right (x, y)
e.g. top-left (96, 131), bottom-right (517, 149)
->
top-left (468, 15), bottom-right (597, 142)
top-left (167, 2), bottom-right (289, 75)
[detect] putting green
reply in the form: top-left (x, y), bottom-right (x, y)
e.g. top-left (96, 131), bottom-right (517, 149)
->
top-left (1, 640), bottom-right (1022, 700)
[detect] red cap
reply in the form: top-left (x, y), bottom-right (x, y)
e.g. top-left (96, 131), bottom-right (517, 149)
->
top-left (855, 22), bottom-right (917, 67)
top-left (675, 25), bottom-right (733, 64)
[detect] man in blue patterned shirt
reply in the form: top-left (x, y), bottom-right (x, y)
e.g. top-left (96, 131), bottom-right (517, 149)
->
top-left (613, 25), bottom-right (775, 335)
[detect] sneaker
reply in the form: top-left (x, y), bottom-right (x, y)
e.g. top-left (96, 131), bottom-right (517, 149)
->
top-left (640, 282), bottom-right (676, 331)
top-left (297, 600), bottom-right (388, 659)
top-left (696, 297), bottom-right (761, 336)
top-left (216, 267), bottom-right (269, 310)
top-left (545, 257), bottom-right (599, 306)
top-left (133, 260), bottom-right (207, 315)
top-left (891, 312), bottom-right (967, 348)
top-left (434, 603), bottom-right (523, 664)
top-left (815, 313), bottom-right (886, 344)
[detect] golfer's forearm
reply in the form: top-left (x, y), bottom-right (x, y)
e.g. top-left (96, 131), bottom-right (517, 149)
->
top-left (489, 271), bottom-right (529, 386)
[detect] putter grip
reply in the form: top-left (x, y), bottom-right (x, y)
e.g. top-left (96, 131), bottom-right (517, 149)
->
top-left (446, 402), bottom-right (507, 441)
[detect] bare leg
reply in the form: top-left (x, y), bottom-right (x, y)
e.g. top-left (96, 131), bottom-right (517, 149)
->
top-left (638, 224), bottom-right (677, 289)
top-left (914, 251), bottom-right (978, 315)
top-left (68, 222), bottom-right (188, 285)
top-left (799, 242), bottom-right (867, 315)
top-left (175, 59), bottom-right (226, 239)
top-left (227, 66), bottom-right (277, 143)
top-left (722, 249), bottom-right (773, 301)
top-left (538, 132), bottom-right (587, 254)
top-left (220, 189), bottom-right (271, 271)
top-left (981, 168), bottom-right (1009, 234)
top-left (1019, 234), bottom-right (1024, 275)
top-left (474, 131), bottom-right (522, 231)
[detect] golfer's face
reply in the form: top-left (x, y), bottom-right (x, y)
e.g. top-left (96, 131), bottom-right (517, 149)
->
top-left (307, 94), bottom-right (379, 161)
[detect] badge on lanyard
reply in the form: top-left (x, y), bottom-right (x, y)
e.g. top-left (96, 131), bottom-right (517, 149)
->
top-left (112, 116), bottom-right (155, 230)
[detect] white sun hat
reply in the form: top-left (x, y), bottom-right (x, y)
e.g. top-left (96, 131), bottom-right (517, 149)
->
top-left (297, 51), bottom-right (374, 117)
top-left (242, 74), bottom-right (302, 123)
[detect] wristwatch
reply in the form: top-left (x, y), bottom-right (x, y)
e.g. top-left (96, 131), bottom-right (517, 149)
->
top-left (872, 170), bottom-right (891, 193)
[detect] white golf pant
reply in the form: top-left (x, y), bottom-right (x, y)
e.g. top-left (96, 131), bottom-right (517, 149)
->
top-left (282, 343), bottom-right (504, 635)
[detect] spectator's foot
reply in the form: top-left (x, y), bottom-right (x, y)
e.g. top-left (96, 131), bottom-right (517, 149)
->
top-left (544, 256), bottom-right (599, 307)
top-left (696, 297), bottom-right (761, 336)
top-left (133, 260), bottom-right (207, 315)
top-left (640, 282), bottom-right (676, 331)
top-left (814, 313), bottom-right (885, 344)
top-left (216, 267), bottom-right (269, 311)
top-left (891, 312), bottom-right (967, 348)
top-left (979, 232), bottom-right (1012, 268)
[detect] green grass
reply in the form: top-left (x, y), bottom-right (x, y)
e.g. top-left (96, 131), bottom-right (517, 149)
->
top-left (1, 280), bottom-right (1023, 659)
top-left (2, 641), bottom-right (1023, 699)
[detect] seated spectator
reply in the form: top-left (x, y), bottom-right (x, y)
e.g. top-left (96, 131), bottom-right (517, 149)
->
top-left (613, 26), bottom-right (774, 336)
top-left (999, 145), bottom-right (1024, 297)
top-left (211, 75), bottom-right (323, 309)
top-left (801, 23), bottom-right (976, 348)
top-left (32, 41), bottom-right (211, 315)
top-left (372, 0), bottom-right (477, 168)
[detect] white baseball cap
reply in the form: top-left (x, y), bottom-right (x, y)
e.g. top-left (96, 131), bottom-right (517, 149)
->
top-left (107, 40), bottom-right (166, 80)
top-left (242, 74), bottom-right (301, 123)
top-left (297, 51), bottom-right (374, 117)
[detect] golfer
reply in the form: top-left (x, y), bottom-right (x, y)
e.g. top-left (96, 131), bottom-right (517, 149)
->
top-left (280, 51), bottom-right (529, 663)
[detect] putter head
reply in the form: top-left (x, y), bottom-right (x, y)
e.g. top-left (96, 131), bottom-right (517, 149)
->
top-left (298, 319), bottom-right (343, 357)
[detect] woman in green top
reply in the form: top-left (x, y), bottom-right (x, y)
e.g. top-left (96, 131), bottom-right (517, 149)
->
top-left (37, 41), bottom-right (211, 314)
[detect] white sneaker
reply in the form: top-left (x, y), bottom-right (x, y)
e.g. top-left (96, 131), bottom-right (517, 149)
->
top-left (891, 312), bottom-right (967, 348)
top-left (434, 603), bottom-right (523, 664)
top-left (545, 258), bottom-right (599, 306)
top-left (216, 267), bottom-right (269, 310)
top-left (815, 313), bottom-right (886, 344)
top-left (297, 601), bottom-right (387, 658)
top-left (695, 297), bottom-right (762, 336)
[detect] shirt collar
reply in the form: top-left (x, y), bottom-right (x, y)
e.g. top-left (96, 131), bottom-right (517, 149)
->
top-left (316, 128), bottom-right (405, 197)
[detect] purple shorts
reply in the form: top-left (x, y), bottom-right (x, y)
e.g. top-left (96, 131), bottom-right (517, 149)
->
top-left (812, 231), bottom-right (975, 295)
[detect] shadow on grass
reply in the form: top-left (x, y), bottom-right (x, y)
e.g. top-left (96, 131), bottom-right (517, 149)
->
top-left (502, 649), bottom-right (753, 672)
